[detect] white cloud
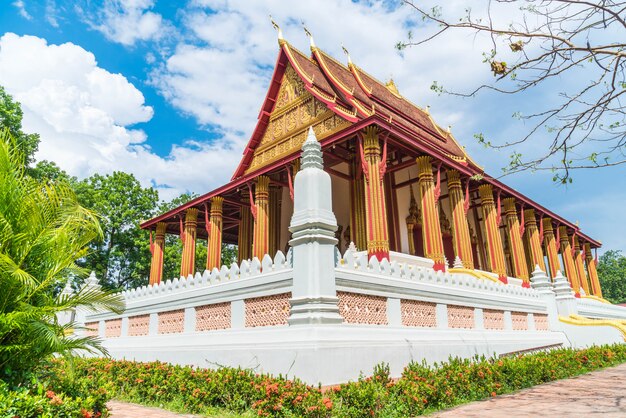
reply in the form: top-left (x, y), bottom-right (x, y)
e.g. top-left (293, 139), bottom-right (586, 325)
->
top-left (12, 0), bottom-right (32, 20)
top-left (46, 0), bottom-right (60, 28)
top-left (0, 33), bottom-right (240, 201)
top-left (81, 0), bottom-right (168, 46)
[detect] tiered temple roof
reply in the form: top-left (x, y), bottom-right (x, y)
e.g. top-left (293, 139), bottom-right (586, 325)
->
top-left (141, 36), bottom-right (600, 250)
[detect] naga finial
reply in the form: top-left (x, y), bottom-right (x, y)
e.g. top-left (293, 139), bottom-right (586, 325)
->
top-left (341, 44), bottom-right (352, 66)
top-left (270, 15), bottom-right (284, 45)
top-left (302, 22), bottom-right (316, 48)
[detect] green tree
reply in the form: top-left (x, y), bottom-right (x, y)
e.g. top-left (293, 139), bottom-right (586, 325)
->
top-left (75, 172), bottom-right (159, 290)
top-left (0, 86), bottom-right (39, 166)
top-left (0, 129), bottom-right (123, 385)
top-left (29, 159), bottom-right (75, 185)
top-left (597, 250), bottom-right (626, 304)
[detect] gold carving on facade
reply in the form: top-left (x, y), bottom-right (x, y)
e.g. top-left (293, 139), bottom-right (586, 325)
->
top-left (245, 64), bottom-right (352, 174)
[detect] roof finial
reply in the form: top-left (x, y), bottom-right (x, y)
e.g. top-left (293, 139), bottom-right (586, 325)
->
top-left (302, 22), bottom-right (316, 49)
top-left (270, 15), bottom-right (284, 45)
top-left (425, 105), bottom-right (431, 114)
top-left (447, 125), bottom-right (452, 134)
top-left (341, 44), bottom-right (352, 66)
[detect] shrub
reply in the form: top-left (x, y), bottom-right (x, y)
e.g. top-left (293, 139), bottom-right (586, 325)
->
top-left (0, 379), bottom-right (107, 418)
top-left (44, 343), bottom-right (626, 417)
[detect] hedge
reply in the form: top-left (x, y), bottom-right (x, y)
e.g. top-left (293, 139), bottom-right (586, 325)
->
top-left (39, 343), bottom-right (626, 417)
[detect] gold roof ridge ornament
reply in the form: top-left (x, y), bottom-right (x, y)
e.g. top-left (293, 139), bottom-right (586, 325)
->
top-left (269, 15), bottom-right (285, 46)
top-left (302, 22), bottom-right (316, 49)
top-left (341, 44), bottom-right (353, 67)
top-left (385, 78), bottom-right (401, 98)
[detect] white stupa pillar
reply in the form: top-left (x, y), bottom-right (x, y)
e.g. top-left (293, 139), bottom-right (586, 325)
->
top-left (288, 128), bottom-right (343, 325)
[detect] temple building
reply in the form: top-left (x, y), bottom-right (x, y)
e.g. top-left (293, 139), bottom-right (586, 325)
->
top-left (140, 30), bottom-right (603, 298)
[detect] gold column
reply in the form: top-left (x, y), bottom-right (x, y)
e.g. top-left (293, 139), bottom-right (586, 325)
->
top-left (503, 198), bottom-right (529, 285)
top-left (350, 156), bottom-right (367, 251)
top-left (180, 208), bottom-right (198, 277)
top-left (542, 218), bottom-right (561, 279)
top-left (524, 209), bottom-right (546, 272)
top-left (559, 226), bottom-right (581, 295)
top-left (268, 186), bottom-right (282, 256)
top-left (206, 196), bottom-right (223, 271)
top-left (149, 222), bottom-right (167, 285)
top-left (478, 184), bottom-right (507, 282)
top-left (238, 194), bottom-right (253, 263)
top-left (573, 236), bottom-right (591, 295)
top-left (584, 243), bottom-right (602, 297)
top-left (416, 156), bottom-right (445, 271)
top-left (252, 175), bottom-right (270, 260)
top-left (447, 170), bottom-right (474, 269)
top-left (362, 127), bottom-right (390, 260)
top-left (405, 185), bottom-right (419, 255)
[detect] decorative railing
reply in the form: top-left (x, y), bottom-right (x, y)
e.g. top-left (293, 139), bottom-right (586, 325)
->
top-left (333, 247), bottom-right (549, 331)
top-left (81, 251), bottom-right (293, 338)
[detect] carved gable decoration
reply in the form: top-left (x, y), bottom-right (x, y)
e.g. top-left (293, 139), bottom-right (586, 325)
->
top-left (244, 64), bottom-right (352, 174)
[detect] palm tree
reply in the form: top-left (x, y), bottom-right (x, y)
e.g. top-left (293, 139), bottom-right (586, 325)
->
top-left (0, 129), bottom-right (124, 384)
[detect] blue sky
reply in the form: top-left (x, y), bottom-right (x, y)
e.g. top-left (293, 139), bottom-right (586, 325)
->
top-left (0, 0), bottom-right (624, 253)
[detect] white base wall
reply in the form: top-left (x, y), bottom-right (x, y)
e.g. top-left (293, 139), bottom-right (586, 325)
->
top-left (101, 325), bottom-right (570, 385)
top-left (561, 323), bottom-right (625, 349)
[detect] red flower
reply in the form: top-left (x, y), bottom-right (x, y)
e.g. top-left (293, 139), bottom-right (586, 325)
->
top-left (80, 408), bottom-right (92, 418)
top-left (45, 390), bottom-right (55, 399)
top-left (491, 391), bottom-right (497, 397)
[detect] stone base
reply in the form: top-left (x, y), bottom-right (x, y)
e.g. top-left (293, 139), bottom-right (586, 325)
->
top-left (99, 325), bottom-right (577, 385)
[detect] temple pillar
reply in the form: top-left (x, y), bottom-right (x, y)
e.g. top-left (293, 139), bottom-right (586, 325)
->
top-left (252, 175), bottom-right (270, 260)
top-left (405, 185), bottom-right (419, 256)
top-left (268, 186), bottom-right (282, 256)
top-left (573, 236), bottom-right (591, 295)
top-left (503, 198), bottom-right (530, 285)
top-left (542, 218), bottom-right (561, 279)
top-left (584, 243), bottom-right (602, 297)
top-left (478, 184), bottom-right (507, 283)
top-left (180, 208), bottom-right (198, 277)
top-left (559, 226), bottom-right (581, 296)
top-left (446, 169), bottom-right (474, 269)
top-left (349, 156), bottom-right (367, 251)
top-left (206, 196), bottom-right (223, 271)
top-left (238, 194), bottom-right (253, 263)
top-left (416, 156), bottom-right (445, 271)
top-left (149, 222), bottom-right (166, 285)
top-left (361, 127), bottom-right (390, 260)
top-left (523, 209), bottom-right (546, 273)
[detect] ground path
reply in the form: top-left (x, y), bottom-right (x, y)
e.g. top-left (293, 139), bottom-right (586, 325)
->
top-left (433, 362), bottom-right (626, 417)
top-left (107, 363), bottom-right (626, 417)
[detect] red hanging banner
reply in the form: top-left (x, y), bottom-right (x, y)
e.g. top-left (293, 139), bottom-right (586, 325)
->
top-left (539, 213), bottom-right (544, 242)
top-left (248, 183), bottom-right (258, 220)
top-left (519, 203), bottom-right (525, 236)
top-left (204, 202), bottom-right (211, 237)
top-left (179, 215), bottom-right (185, 245)
top-left (149, 231), bottom-right (154, 255)
top-left (495, 190), bottom-right (502, 225)
top-left (555, 222), bottom-right (560, 247)
top-left (433, 163), bottom-right (442, 202)
top-left (358, 138), bottom-right (369, 183)
top-left (378, 138), bottom-right (388, 180)
top-left (594, 248), bottom-right (598, 264)
top-left (571, 233), bottom-right (576, 257)
top-left (286, 166), bottom-right (294, 201)
top-left (463, 179), bottom-right (470, 214)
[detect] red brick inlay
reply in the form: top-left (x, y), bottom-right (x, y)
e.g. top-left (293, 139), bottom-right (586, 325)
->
top-left (401, 300), bottom-right (437, 327)
top-left (245, 293), bottom-right (291, 327)
top-left (534, 313), bottom-right (549, 331)
top-left (447, 305), bottom-right (475, 329)
top-left (483, 309), bottom-right (505, 330)
top-left (128, 314), bottom-right (150, 336)
top-left (512, 311), bottom-right (529, 330)
top-left (105, 318), bottom-right (122, 338)
top-left (338, 291), bottom-right (387, 325)
top-left (196, 302), bottom-right (231, 331)
top-left (158, 309), bottom-right (184, 334)
top-left (85, 321), bottom-right (99, 337)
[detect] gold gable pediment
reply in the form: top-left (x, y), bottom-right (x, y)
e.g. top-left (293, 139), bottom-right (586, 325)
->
top-left (245, 64), bottom-right (352, 174)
